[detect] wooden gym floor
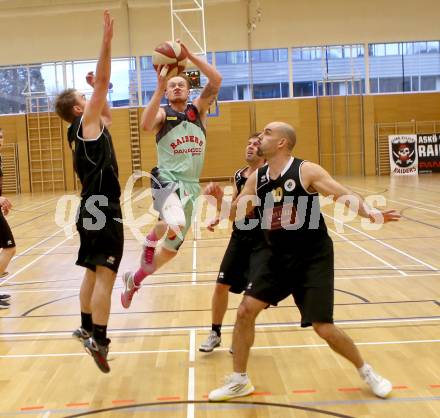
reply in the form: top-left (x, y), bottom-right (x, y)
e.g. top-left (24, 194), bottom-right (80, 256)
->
top-left (0, 175), bottom-right (439, 418)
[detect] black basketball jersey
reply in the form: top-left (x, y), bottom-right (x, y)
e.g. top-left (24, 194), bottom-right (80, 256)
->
top-left (232, 166), bottom-right (259, 232)
top-left (68, 116), bottom-right (121, 201)
top-left (256, 157), bottom-right (327, 245)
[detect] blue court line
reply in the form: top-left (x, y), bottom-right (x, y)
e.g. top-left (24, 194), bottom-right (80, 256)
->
top-left (297, 395), bottom-right (440, 407)
top-left (2, 397), bottom-right (440, 416)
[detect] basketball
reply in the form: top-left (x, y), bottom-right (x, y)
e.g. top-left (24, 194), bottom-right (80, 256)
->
top-left (152, 40), bottom-right (188, 78)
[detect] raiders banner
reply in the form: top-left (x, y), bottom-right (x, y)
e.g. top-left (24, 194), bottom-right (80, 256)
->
top-left (388, 135), bottom-right (418, 176)
top-left (417, 133), bottom-right (440, 173)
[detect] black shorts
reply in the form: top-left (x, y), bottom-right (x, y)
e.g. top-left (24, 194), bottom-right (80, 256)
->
top-left (0, 210), bottom-right (15, 248)
top-left (244, 233), bottom-right (334, 327)
top-left (76, 200), bottom-right (124, 273)
top-left (217, 229), bottom-right (262, 294)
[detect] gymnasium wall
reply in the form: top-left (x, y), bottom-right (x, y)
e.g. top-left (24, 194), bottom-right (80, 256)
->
top-left (0, 0), bottom-right (440, 65)
top-left (3, 91), bottom-right (440, 193)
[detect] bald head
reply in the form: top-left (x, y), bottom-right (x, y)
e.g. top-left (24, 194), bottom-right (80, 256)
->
top-left (268, 121), bottom-right (297, 151)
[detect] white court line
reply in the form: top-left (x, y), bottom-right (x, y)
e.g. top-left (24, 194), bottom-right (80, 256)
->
top-left (7, 196), bottom-right (60, 220)
top-left (350, 185), bottom-right (440, 215)
top-left (0, 234), bottom-right (76, 287)
top-left (0, 339), bottom-right (438, 360)
top-left (216, 338), bottom-right (440, 352)
top-left (4, 272), bottom-right (440, 293)
top-left (3, 189), bottom-right (144, 288)
top-left (399, 197), bottom-right (440, 211)
top-left (1, 316), bottom-right (439, 339)
top-left (189, 329), bottom-right (196, 362)
top-left (328, 227), bottom-right (407, 276)
top-left (192, 218), bottom-right (198, 285)
top-left (187, 367), bottom-right (195, 418)
top-left (323, 213), bottom-right (437, 271)
top-left (11, 226), bottom-right (74, 262)
top-left (0, 348), bottom-right (188, 359)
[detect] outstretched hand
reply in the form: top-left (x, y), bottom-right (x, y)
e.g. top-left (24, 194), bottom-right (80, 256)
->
top-left (204, 182), bottom-right (224, 203)
top-left (176, 39), bottom-right (191, 59)
top-left (0, 196), bottom-right (12, 215)
top-left (207, 216), bottom-right (220, 232)
top-left (369, 209), bottom-right (401, 224)
top-left (156, 65), bottom-right (169, 91)
top-left (103, 10), bottom-right (114, 43)
top-left (86, 71), bottom-right (95, 87)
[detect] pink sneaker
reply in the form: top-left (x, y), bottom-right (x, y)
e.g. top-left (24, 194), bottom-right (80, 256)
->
top-left (121, 272), bottom-right (140, 309)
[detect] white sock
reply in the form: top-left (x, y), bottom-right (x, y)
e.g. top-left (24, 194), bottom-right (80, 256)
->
top-left (358, 363), bottom-right (370, 377)
top-left (232, 372), bottom-right (248, 383)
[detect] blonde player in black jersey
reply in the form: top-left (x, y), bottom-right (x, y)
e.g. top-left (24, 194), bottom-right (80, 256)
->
top-left (199, 134), bottom-right (264, 352)
top-left (206, 121), bottom-right (400, 401)
top-left (55, 11), bottom-right (121, 373)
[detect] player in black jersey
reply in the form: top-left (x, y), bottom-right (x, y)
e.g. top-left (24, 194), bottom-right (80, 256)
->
top-left (208, 121), bottom-right (400, 401)
top-left (0, 130), bottom-right (15, 306)
top-left (199, 134), bottom-right (265, 352)
top-left (0, 194), bottom-right (14, 308)
top-left (55, 11), bottom-right (121, 373)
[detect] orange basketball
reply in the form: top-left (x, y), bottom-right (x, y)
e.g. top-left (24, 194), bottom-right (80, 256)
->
top-left (152, 41), bottom-right (188, 78)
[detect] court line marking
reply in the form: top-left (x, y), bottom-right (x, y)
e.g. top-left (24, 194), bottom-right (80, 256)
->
top-left (323, 213), bottom-right (437, 271)
top-left (327, 227), bottom-right (406, 276)
top-left (2, 189), bottom-right (144, 288)
top-left (189, 330), bottom-right (196, 363)
top-left (11, 225), bottom-right (74, 263)
top-left (0, 234), bottom-right (76, 287)
top-left (0, 339), bottom-right (438, 359)
top-left (187, 367), bottom-right (195, 418)
top-left (350, 185), bottom-right (440, 215)
top-left (0, 316), bottom-right (439, 338)
top-left (7, 195), bottom-right (60, 220)
top-left (3, 271), bottom-right (440, 294)
top-left (0, 349), bottom-right (188, 358)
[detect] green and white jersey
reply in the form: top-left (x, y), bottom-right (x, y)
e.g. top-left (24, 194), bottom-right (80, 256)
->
top-left (155, 104), bottom-right (206, 184)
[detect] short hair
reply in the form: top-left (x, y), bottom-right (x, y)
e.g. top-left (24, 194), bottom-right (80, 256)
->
top-left (167, 73), bottom-right (191, 90)
top-left (249, 132), bottom-right (261, 140)
top-left (55, 88), bottom-right (78, 123)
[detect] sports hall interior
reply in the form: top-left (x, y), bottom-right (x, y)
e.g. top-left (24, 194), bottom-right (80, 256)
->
top-left (0, 1), bottom-right (439, 417)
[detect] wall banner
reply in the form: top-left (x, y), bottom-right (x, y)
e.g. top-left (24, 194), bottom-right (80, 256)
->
top-left (388, 135), bottom-right (418, 176)
top-left (417, 133), bottom-right (440, 173)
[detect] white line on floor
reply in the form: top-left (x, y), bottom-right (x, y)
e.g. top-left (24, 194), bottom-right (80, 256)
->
top-left (187, 367), bottom-right (195, 418)
top-left (324, 213), bottom-right (437, 271)
top-left (328, 227), bottom-right (407, 276)
top-left (0, 316), bottom-right (438, 339)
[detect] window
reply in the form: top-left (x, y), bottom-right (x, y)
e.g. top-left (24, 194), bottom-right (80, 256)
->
top-left (215, 50), bottom-right (250, 101)
top-left (292, 45), bottom-right (365, 97)
top-left (370, 40), bottom-right (440, 93)
top-left (0, 67), bottom-right (27, 114)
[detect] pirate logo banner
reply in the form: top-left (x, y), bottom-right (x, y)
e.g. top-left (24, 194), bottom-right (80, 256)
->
top-left (388, 135), bottom-right (418, 176)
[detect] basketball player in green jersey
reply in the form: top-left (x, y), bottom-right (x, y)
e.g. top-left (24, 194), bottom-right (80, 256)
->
top-left (121, 42), bottom-right (222, 308)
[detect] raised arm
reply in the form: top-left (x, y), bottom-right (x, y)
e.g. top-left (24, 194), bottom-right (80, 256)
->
top-left (302, 161), bottom-right (400, 223)
top-left (85, 71), bottom-right (112, 128)
top-left (140, 66), bottom-right (167, 132)
top-left (82, 10), bottom-right (113, 139)
top-left (179, 42), bottom-right (222, 121)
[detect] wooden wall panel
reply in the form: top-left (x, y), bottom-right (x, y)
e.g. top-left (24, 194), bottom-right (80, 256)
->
top-left (255, 98), bottom-right (320, 164)
top-left (5, 91), bottom-right (440, 193)
top-left (0, 114), bottom-right (30, 193)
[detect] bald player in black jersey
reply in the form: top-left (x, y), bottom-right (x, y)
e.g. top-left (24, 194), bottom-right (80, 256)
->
top-left (207, 121), bottom-right (401, 401)
top-left (55, 11), bottom-right (120, 373)
top-left (199, 134), bottom-right (265, 352)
